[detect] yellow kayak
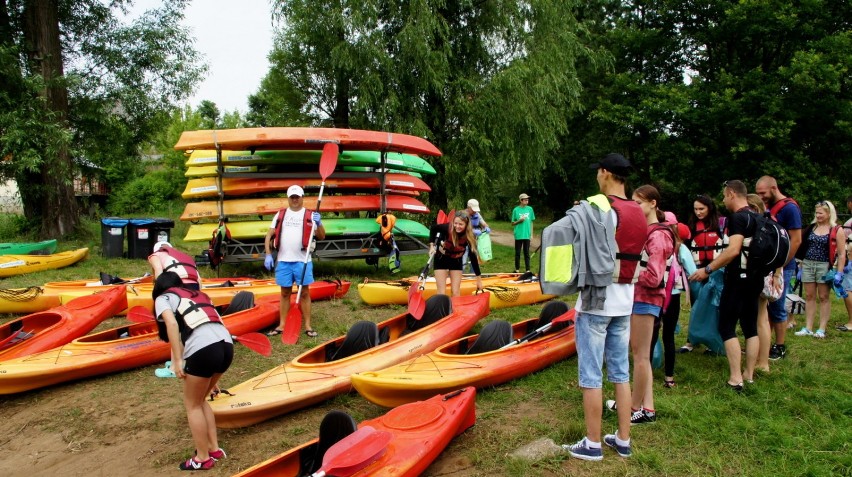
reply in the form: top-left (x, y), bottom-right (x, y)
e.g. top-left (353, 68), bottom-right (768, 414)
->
top-left (0, 248), bottom-right (89, 278)
top-left (357, 273), bottom-right (527, 306)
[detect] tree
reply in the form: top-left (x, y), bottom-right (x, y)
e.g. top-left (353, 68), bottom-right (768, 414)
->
top-left (0, 0), bottom-right (204, 237)
top-left (254, 0), bottom-right (605, 211)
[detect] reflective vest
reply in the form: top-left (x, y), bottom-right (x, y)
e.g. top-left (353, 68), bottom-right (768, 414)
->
top-left (160, 287), bottom-right (222, 343)
top-left (154, 246), bottom-right (200, 284)
top-left (689, 219), bottom-right (723, 267)
top-left (610, 196), bottom-right (647, 284)
top-left (272, 208), bottom-right (314, 251)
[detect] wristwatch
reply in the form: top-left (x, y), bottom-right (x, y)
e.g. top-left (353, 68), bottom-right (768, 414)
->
top-left (704, 265), bottom-right (713, 274)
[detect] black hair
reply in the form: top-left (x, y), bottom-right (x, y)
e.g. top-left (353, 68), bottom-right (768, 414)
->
top-left (689, 194), bottom-right (721, 233)
top-left (152, 272), bottom-right (185, 342)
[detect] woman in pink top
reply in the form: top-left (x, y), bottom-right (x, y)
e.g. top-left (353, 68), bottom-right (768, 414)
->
top-left (628, 185), bottom-right (674, 425)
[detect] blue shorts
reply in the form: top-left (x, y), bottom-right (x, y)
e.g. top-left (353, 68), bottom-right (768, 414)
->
top-left (275, 261), bottom-right (314, 287)
top-left (843, 268), bottom-right (852, 292)
top-left (632, 301), bottom-right (661, 317)
top-left (575, 312), bottom-right (631, 389)
top-left (768, 268), bottom-right (794, 323)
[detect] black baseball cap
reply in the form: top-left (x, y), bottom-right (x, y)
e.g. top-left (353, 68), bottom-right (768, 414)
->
top-left (589, 153), bottom-right (631, 175)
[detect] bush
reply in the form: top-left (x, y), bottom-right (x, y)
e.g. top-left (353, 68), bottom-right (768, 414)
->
top-left (108, 168), bottom-right (184, 215)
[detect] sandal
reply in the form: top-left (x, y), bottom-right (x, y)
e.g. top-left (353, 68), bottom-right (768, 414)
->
top-left (305, 329), bottom-right (318, 338)
top-left (664, 379), bottom-right (676, 388)
top-left (836, 324), bottom-right (851, 332)
top-left (266, 329), bottom-right (283, 337)
top-left (726, 381), bottom-right (744, 393)
top-left (678, 344), bottom-right (693, 353)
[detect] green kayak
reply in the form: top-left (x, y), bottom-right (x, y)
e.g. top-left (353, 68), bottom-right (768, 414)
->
top-left (185, 150), bottom-right (436, 175)
top-left (184, 218), bottom-right (430, 242)
top-left (0, 239), bottom-right (58, 256)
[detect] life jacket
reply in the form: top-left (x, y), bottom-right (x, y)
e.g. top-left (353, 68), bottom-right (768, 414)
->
top-left (639, 224), bottom-right (676, 289)
top-left (208, 220), bottom-right (231, 268)
top-left (272, 208), bottom-right (315, 251)
top-left (689, 219), bottom-right (723, 266)
top-left (376, 213), bottom-right (396, 244)
top-left (159, 287), bottom-right (222, 343)
top-left (435, 223), bottom-right (470, 259)
top-left (609, 196), bottom-right (647, 284)
top-left (768, 197), bottom-right (800, 221)
top-left (154, 246), bottom-right (200, 284)
top-left (797, 223), bottom-right (841, 265)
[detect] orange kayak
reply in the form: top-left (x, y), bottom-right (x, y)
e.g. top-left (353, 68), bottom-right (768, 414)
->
top-left (209, 293), bottom-right (490, 428)
top-left (180, 194), bottom-right (429, 221)
top-left (0, 286), bottom-right (128, 362)
top-left (233, 387), bottom-right (476, 477)
top-left (174, 127), bottom-right (442, 157)
top-left (0, 295), bottom-right (281, 395)
top-left (351, 306), bottom-right (577, 407)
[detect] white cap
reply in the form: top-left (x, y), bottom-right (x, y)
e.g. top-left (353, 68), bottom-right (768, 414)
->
top-left (287, 185), bottom-right (304, 197)
top-left (467, 199), bottom-right (480, 212)
top-left (153, 241), bottom-right (171, 253)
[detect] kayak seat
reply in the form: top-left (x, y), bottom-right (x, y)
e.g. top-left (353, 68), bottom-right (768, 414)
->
top-left (528, 301), bottom-right (571, 334)
top-left (465, 320), bottom-right (513, 354)
top-left (404, 294), bottom-right (453, 334)
top-left (223, 291), bottom-right (255, 316)
top-left (328, 321), bottom-right (380, 361)
top-left (300, 410), bottom-right (358, 476)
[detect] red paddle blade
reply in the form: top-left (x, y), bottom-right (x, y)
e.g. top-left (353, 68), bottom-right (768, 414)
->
top-left (319, 143), bottom-right (339, 180)
top-left (446, 209), bottom-right (455, 223)
top-left (282, 302), bottom-right (302, 344)
top-left (234, 332), bottom-right (272, 357)
top-left (551, 309), bottom-right (577, 326)
top-left (314, 426), bottom-right (392, 477)
top-left (437, 209), bottom-right (447, 224)
top-left (127, 306), bottom-right (154, 323)
top-left (408, 285), bottom-right (426, 320)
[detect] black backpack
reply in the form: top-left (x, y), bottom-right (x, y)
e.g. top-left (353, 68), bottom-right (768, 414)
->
top-left (744, 212), bottom-right (790, 277)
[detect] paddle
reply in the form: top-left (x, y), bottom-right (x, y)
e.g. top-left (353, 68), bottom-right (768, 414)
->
top-left (498, 309), bottom-right (576, 349)
top-left (408, 209), bottom-right (449, 319)
top-left (126, 307), bottom-right (272, 356)
top-left (310, 425), bottom-right (392, 477)
top-left (284, 142), bottom-right (339, 345)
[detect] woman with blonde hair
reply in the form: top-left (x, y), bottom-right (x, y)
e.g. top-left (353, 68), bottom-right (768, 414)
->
top-left (748, 193), bottom-right (776, 374)
top-left (795, 200), bottom-right (847, 338)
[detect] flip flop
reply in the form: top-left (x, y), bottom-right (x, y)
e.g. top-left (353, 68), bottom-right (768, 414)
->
top-left (836, 325), bottom-right (851, 332)
top-left (304, 329), bottom-right (318, 338)
top-left (266, 329), bottom-right (283, 336)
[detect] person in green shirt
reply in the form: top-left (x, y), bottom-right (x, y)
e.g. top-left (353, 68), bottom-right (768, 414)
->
top-left (511, 193), bottom-right (536, 273)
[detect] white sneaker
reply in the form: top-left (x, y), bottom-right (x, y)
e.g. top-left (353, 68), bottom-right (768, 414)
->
top-left (605, 400), bottom-right (617, 411)
top-left (814, 329), bottom-right (826, 339)
top-left (794, 327), bottom-right (813, 336)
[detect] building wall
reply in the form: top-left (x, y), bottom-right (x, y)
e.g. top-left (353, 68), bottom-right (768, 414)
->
top-left (0, 180), bottom-right (23, 214)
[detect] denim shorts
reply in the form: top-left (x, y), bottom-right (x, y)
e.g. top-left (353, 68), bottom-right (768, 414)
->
top-left (843, 268), bottom-right (852, 292)
top-left (275, 261), bottom-right (314, 287)
top-left (801, 259), bottom-right (830, 283)
top-left (632, 301), bottom-right (661, 317)
top-left (575, 312), bottom-right (631, 389)
top-left (768, 268), bottom-right (794, 323)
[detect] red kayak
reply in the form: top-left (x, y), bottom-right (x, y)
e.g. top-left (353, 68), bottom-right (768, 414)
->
top-left (180, 194), bottom-right (429, 221)
top-left (0, 294), bottom-right (281, 394)
top-left (233, 387), bottom-right (476, 477)
top-left (0, 286), bottom-right (128, 362)
top-left (174, 127), bottom-right (442, 157)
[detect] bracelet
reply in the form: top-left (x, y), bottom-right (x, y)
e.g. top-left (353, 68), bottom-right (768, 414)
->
top-left (704, 265), bottom-right (713, 274)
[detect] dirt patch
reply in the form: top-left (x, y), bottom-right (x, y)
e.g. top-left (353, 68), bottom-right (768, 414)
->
top-left (487, 230), bottom-right (540, 250)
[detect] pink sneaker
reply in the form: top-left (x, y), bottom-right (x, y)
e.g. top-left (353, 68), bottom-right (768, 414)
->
top-left (179, 457), bottom-right (215, 471)
top-left (209, 448), bottom-right (227, 460)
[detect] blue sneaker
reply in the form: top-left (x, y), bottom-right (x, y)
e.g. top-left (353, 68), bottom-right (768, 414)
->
top-left (562, 437), bottom-right (603, 461)
top-left (604, 434), bottom-right (632, 457)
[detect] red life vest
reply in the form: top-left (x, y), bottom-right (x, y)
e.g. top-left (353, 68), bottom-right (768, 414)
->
top-left (797, 223), bottom-right (841, 266)
top-left (768, 197), bottom-right (800, 221)
top-left (609, 196), bottom-right (647, 284)
top-left (689, 219), bottom-right (723, 267)
top-left (160, 287), bottom-right (222, 343)
top-left (154, 246), bottom-right (200, 285)
top-left (272, 208), bottom-right (315, 251)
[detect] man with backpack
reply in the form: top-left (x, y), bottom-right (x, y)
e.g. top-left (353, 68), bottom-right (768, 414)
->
top-left (755, 176), bottom-right (803, 360)
top-left (689, 180), bottom-right (763, 391)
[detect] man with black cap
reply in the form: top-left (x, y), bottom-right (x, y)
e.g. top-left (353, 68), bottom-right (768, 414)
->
top-left (560, 153), bottom-right (646, 461)
top-left (511, 193), bottom-right (536, 273)
top-left (264, 185), bottom-right (325, 338)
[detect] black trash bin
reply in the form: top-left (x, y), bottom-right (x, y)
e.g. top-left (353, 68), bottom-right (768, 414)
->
top-left (151, 218), bottom-right (175, 245)
top-left (100, 217), bottom-right (128, 258)
top-left (126, 218), bottom-right (156, 259)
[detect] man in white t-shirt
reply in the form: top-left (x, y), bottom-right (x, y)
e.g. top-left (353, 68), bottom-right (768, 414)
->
top-left (263, 185), bottom-right (325, 338)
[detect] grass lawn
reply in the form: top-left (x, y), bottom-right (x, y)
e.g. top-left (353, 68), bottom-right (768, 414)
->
top-left (0, 213), bottom-right (849, 476)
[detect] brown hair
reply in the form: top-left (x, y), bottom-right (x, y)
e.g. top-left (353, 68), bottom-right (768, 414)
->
top-left (634, 184), bottom-right (666, 222)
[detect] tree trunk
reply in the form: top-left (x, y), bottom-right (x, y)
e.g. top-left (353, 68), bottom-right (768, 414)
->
top-left (22, 0), bottom-right (78, 237)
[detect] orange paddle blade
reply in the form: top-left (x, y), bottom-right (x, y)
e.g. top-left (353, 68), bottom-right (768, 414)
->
top-left (319, 143), bottom-right (339, 180)
top-left (311, 426), bottom-right (392, 477)
top-left (282, 300), bottom-right (303, 345)
top-left (407, 285), bottom-right (426, 320)
top-left (233, 332), bottom-right (272, 357)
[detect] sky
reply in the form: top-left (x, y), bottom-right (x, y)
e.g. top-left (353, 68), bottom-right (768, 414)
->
top-left (127, 0), bottom-right (275, 113)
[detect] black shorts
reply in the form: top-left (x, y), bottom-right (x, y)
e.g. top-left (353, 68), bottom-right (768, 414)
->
top-left (184, 340), bottom-right (234, 378)
top-left (434, 253), bottom-right (463, 271)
